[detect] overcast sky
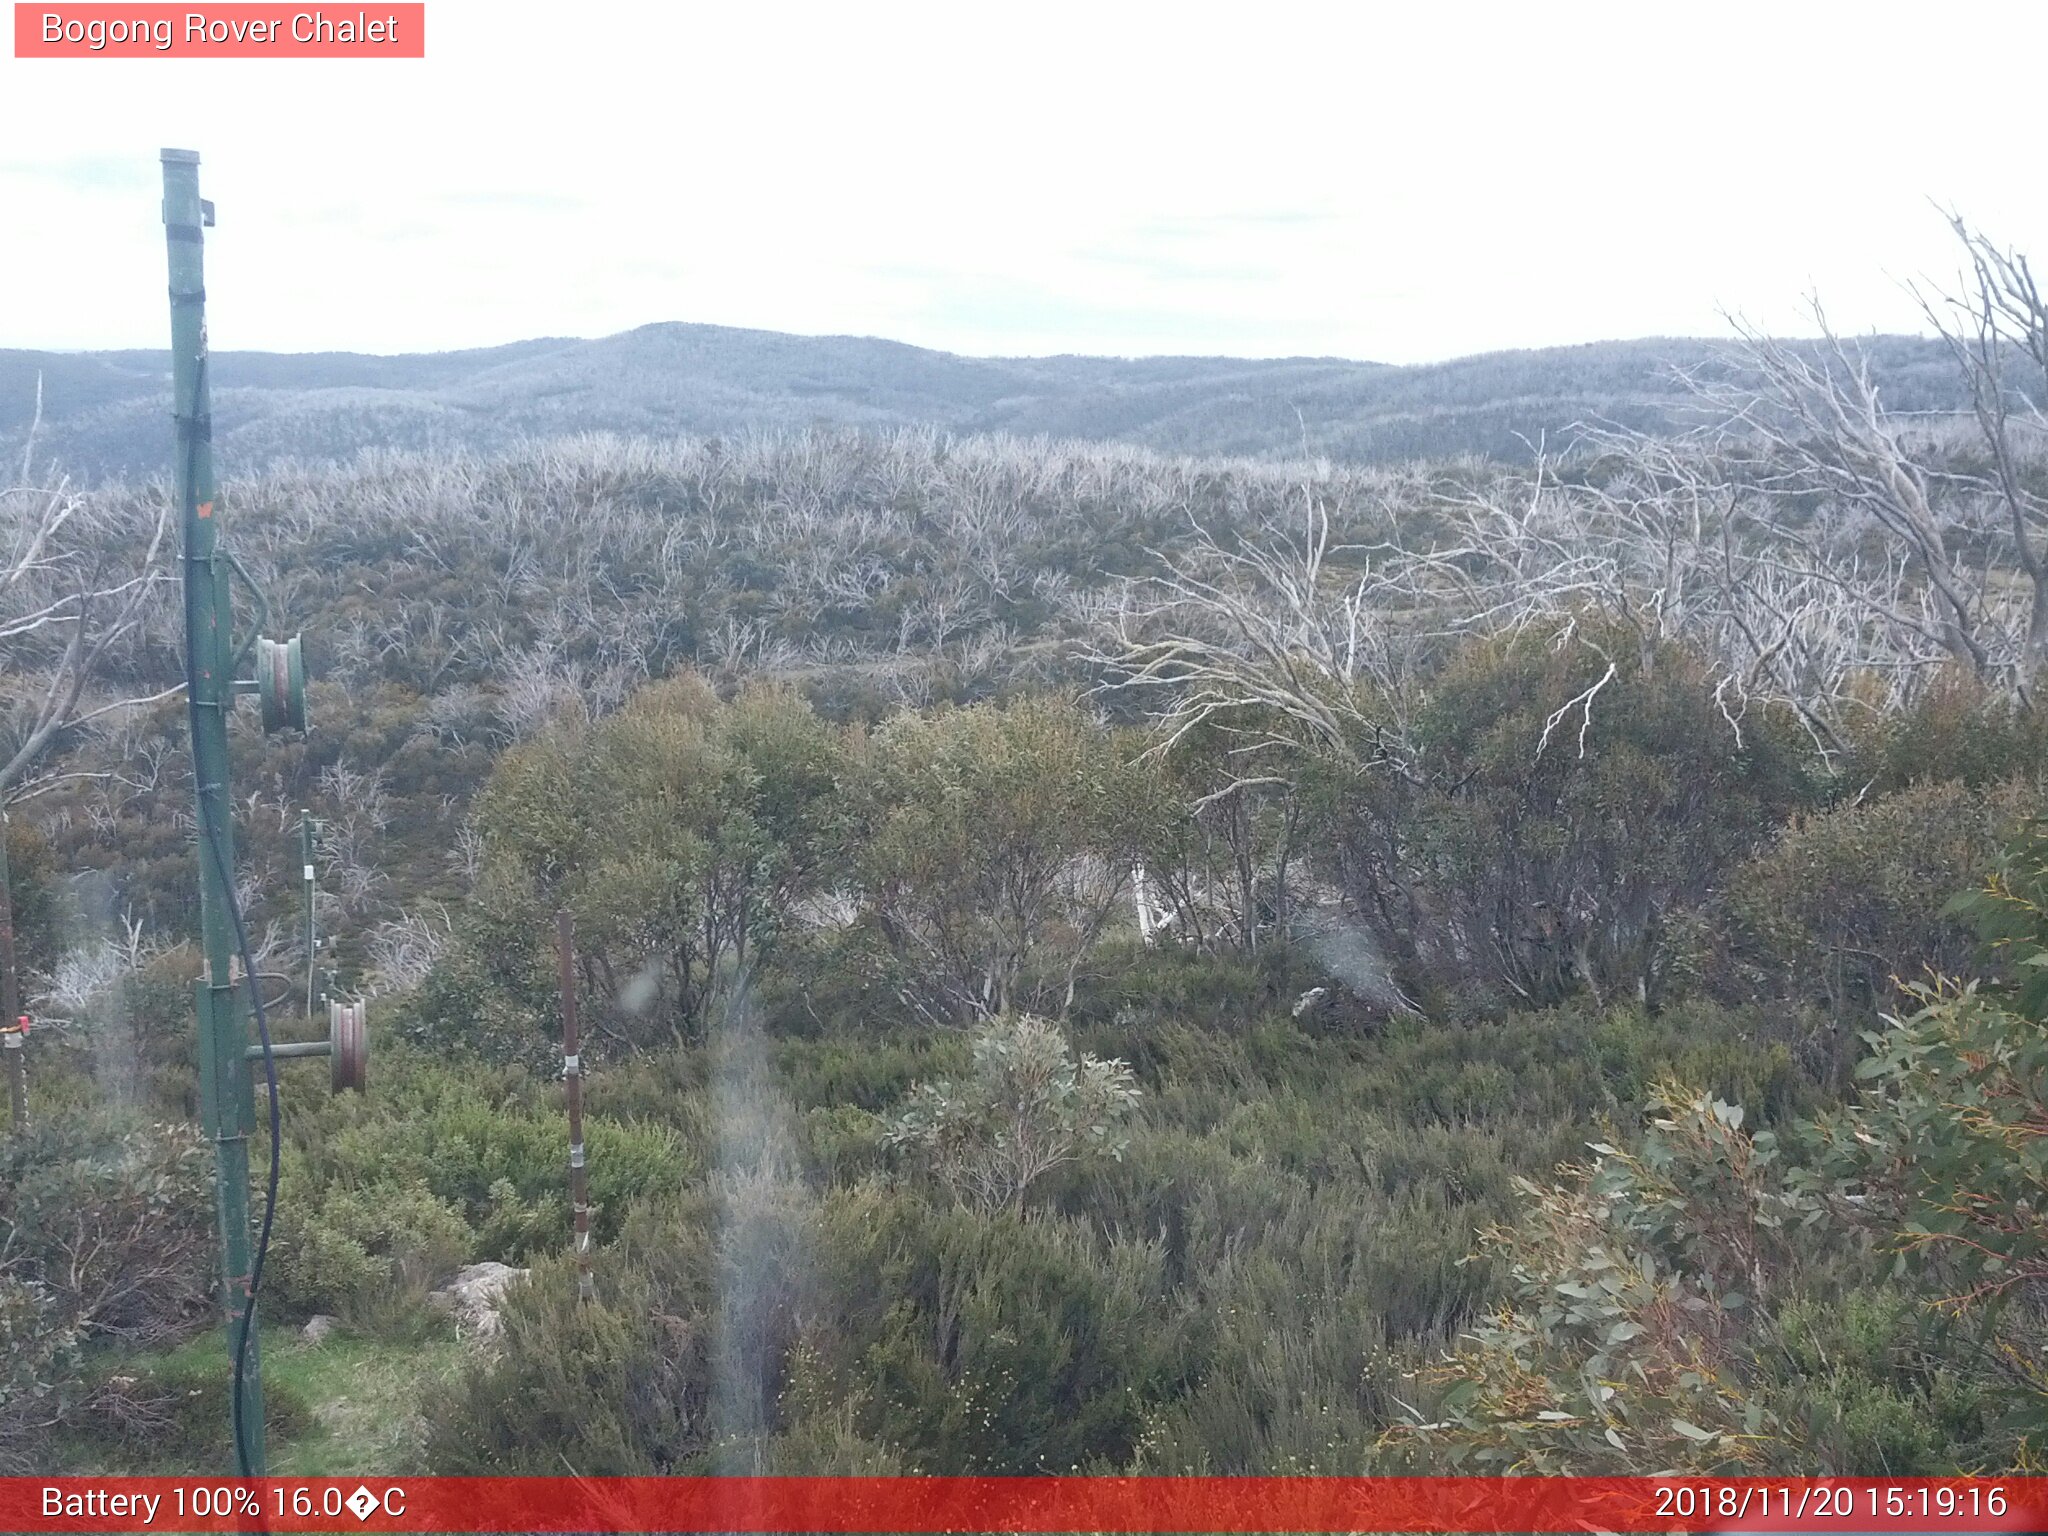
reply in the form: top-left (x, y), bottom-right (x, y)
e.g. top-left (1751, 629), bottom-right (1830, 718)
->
top-left (2, 1), bottom-right (2043, 364)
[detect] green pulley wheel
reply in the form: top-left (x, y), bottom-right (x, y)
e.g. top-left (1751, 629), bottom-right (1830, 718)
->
top-left (257, 635), bottom-right (308, 734)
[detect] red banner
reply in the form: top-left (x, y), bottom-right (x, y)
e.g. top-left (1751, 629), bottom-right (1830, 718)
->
top-left (13, 4), bottom-right (424, 57)
top-left (3, 1476), bottom-right (2043, 1533)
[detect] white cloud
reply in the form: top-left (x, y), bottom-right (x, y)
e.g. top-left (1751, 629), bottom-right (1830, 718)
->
top-left (1, 0), bottom-right (2043, 362)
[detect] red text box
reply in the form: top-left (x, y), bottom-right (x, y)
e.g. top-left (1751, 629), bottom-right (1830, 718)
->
top-left (3, 1476), bottom-right (2045, 1533)
top-left (14, 3), bottom-right (424, 57)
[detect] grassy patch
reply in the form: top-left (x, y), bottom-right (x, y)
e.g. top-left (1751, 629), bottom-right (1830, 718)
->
top-left (264, 1326), bottom-right (467, 1476)
top-left (56, 1324), bottom-right (466, 1475)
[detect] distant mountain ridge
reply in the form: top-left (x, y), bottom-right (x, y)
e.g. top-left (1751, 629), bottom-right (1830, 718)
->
top-left (0, 322), bottom-right (1968, 480)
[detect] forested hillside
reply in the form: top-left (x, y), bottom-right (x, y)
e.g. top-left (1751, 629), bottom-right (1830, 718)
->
top-left (5, 234), bottom-right (2048, 1480)
top-left (0, 326), bottom-right (1971, 480)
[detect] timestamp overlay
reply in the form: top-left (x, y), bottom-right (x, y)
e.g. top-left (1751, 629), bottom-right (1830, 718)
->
top-left (2, 1476), bottom-right (2043, 1533)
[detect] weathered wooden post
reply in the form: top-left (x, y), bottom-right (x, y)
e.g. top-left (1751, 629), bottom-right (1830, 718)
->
top-left (556, 909), bottom-right (595, 1304)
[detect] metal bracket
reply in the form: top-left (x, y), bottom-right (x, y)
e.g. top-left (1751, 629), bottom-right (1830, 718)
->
top-left (242, 998), bottom-right (366, 1094)
top-left (225, 548), bottom-right (273, 675)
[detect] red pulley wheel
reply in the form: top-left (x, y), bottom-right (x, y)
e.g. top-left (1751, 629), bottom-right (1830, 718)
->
top-left (329, 999), bottom-right (367, 1094)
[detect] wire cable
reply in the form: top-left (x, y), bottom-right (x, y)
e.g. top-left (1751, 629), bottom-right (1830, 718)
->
top-left (201, 810), bottom-right (282, 1478)
top-left (182, 369), bottom-right (283, 1478)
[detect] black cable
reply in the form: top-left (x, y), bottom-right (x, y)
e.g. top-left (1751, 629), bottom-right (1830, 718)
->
top-left (183, 363), bottom-right (283, 1479)
top-left (200, 808), bottom-right (282, 1479)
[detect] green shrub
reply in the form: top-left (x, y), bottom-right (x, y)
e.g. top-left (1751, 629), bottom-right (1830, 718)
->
top-left (431, 1176), bottom-right (1195, 1477)
top-left (1322, 625), bottom-right (1821, 1011)
top-left (1404, 1086), bottom-right (1813, 1473)
top-left (1846, 672), bottom-right (2048, 794)
top-left (453, 676), bottom-right (852, 1053)
top-left (854, 696), bottom-right (1161, 1021)
top-left (0, 1276), bottom-right (80, 1473)
top-left (769, 1033), bottom-right (966, 1114)
top-left (3, 816), bottom-right (63, 980)
top-left (0, 1113), bottom-right (220, 1471)
top-left (1121, 1186), bottom-right (1409, 1473)
top-left (0, 1115), bottom-right (213, 1346)
top-left (793, 1105), bottom-right (890, 1187)
top-left (1795, 828), bottom-right (2048, 1455)
top-left (399, 882), bottom-right (557, 1068)
top-left (218, 1039), bottom-right (698, 1335)
top-left (882, 1014), bottom-right (1139, 1215)
top-left (1413, 1048), bottom-right (2031, 1475)
top-left (70, 1351), bottom-right (313, 1468)
top-left (270, 1179), bottom-right (473, 1320)
top-left (1068, 940), bottom-right (1325, 1040)
top-left (428, 1181), bottom-right (802, 1475)
top-left (1721, 777), bottom-right (2045, 1018)
top-left (427, 1246), bottom-right (702, 1474)
top-left (813, 1186), bottom-right (1188, 1473)
top-left (1765, 1288), bottom-right (1998, 1474)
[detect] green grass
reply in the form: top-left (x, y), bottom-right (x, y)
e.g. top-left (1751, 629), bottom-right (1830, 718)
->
top-left (56, 1323), bottom-right (465, 1475)
top-left (263, 1325), bottom-right (465, 1476)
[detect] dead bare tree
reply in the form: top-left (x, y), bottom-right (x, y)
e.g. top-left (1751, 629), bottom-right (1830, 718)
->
top-left (1689, 304), bottom-right (2022, 694)
top-left (1548, 426), bottom-right (1933, 757)
top-left (1088, 476), bottom-right (1426, 954)
top-left (1914, 212), bottom-right (2048, 694)
top-left (366, 904), bottom-right (453, 993)
top-left (1091, 478), bottom-right (1412, 775)
top-left (2, 394), bottom-right (178, 806)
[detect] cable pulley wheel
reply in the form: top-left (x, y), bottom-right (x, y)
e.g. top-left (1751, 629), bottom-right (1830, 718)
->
top-left (257, 634), bottom-right (308, 734)
top-left (328, 999), bottom-right (367, 1094)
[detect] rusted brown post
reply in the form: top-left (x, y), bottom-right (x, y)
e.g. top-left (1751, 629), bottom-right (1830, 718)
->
top-left (555, 909), bottom-right (594, 1304)
top-left (2, 1018), bottom-right (24, 1137)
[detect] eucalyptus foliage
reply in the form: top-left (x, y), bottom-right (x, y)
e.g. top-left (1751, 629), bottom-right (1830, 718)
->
top-left (883, 1013), bottom-right (1140, 1215)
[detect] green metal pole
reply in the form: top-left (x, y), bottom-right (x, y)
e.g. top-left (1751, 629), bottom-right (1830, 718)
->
top-left (162, 147), bottom-right (266, 1475)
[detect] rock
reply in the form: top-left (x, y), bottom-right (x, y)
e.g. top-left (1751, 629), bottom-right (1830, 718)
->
top-left (1291, 986), bottom-right (1329, 1018)
top-left (429, 1261), bottom-right (529, 1340)
top-left (300, 1314), bottom-right (339, 1345)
